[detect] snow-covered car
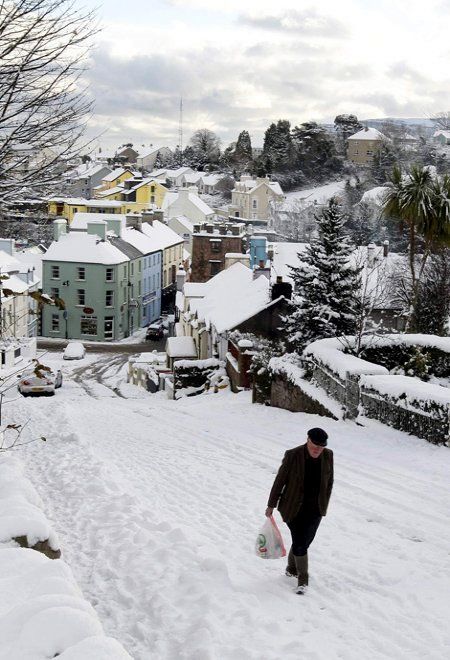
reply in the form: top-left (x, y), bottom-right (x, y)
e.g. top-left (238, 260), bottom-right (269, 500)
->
top-left (63, 342), bottom-right (86, 360)
top-left (18, 368), bottom-right (62, 396)
top-left (146, 322), bottom-right (164, 340)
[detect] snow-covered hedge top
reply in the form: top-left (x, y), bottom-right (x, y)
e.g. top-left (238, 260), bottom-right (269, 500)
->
top-left (360, 375), bottom-right (450, 409)
top-left (0, 548), bottom-right (132, 659)
top-left (269, 354), bottom-right (305, 385)
top-left (364, 333), bottom-right (450, 354)
top-left (303, 338), bottom-right (389, 380)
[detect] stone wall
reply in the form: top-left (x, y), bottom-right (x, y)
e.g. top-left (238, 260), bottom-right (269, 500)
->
top-left (271, 375), bottom-right (338, 417)
top-left (360, 388), bottom-right (449, 445)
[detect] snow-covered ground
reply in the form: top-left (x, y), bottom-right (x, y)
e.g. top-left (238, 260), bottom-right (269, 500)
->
top-left (284, 181), bottom-right (346, 207)
top-left (4, 352), bottom-right (450, 659)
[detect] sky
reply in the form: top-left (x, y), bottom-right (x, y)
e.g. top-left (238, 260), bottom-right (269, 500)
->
top-left (81, 0), bottom-right (450, 150)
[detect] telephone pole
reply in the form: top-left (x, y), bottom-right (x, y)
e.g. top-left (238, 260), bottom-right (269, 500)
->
top-left (178, 97), bottom-right (183, 166)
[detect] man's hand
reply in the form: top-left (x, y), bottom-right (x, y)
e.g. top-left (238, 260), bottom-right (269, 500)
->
top-left (265, 507), bottom-right (274, 517)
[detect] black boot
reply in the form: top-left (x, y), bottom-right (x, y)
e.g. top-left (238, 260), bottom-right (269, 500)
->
top-left (294, 554), bottom-right (308, 594)
top-left (285, 548), bottom-right (297, 577)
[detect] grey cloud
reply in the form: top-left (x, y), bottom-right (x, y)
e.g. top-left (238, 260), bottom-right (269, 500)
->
top-left (388, 61), bottom-right (428, 85)
top-left (240, 9), bottom-right (349, 38)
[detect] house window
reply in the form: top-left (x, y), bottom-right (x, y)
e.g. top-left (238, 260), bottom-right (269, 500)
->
top-left (211, 240), bottom-right (221, 253)
top-left (366, 150), bottom-right (373, 156)
top-left (77, 267), bottom-right (85, 280)
top-left (80, 315), bottom-right (97, 335)
top-left (77, 289), bottom-right (85, 306)
top-left (123, 287), bottom-right (127, 300)
top-left (106, 267), bottom-right (114, 282)
top-left (151, 195), bottom-right (155, 203)
top-left (252, 199), bottom-right (257, 209)
top-left (50, 287), bottom-right (59, 299)
top-left (130, 262), bottom-right (134, 276)
top-left (105, 290), bottom-right (114, 307)
top-left (209, 261), bottom-right (221, 277)
top-left (138, 281), bottom-right (141, 295)
top-left (51, 265), bottom-right (59, 279)
top-left (151, 186), bottom-right (155, 192)
top-left (51, 314), bottom-right (59, 331)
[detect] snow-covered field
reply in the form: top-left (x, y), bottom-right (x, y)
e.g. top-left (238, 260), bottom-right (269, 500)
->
top-left (284, 181), bottom-right (346, 207)
top-left (4, 352), bottom-right (450, 659)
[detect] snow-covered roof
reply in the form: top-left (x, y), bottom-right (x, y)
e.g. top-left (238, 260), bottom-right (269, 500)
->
top-left (187, 262), bottom-right (275, 333)
top-left (201, 174), bottom-right (222, 186)
top-left (183, 172), bottom-right (205, 184)
top-left (433, 130), bottom-right (450, 139)
top-left (43, 233), bottom-right (129, 265)
top-left (71, 212), bottom-right (126, 231)
top-left (102, 168), bottom-right (133, 182)
top-left (71, 163), bottom-right (109, 180)
top-left (121, 226), bottom-right (161, 255)
top-left (141, 219), bottom-right (184, 251)
top-left (165, 167), bottom-right (192, 178)
top-left (163, 191), bottom-right (214, 217)
top-left (95, 186), bottom-right (124, 198)
top-left (183, 282), bottom-right (208, 298)
top-left (86, 200), bottom-right (123, 208)
top-left (166, 336), bottom-right (197, 358)
top-left (270, 242), bottom-right (307, 285)
top-left (169, 215), bottom-right (194, 233)
top-left (348, 127), bottom-right (386, 141)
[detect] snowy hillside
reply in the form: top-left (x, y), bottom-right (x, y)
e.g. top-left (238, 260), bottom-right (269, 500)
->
top-left (5, 352), bottom-right (450, 659)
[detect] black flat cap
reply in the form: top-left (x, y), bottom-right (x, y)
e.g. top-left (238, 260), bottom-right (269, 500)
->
top-left (308, 427), bottom-right (328, 447)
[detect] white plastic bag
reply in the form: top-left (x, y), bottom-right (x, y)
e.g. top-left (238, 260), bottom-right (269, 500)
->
top-left (255, 515), bottom-right (286, 559)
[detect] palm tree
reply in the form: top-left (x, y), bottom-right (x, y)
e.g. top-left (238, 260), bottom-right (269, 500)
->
top-left (383, 165), bottom-right (450, 330)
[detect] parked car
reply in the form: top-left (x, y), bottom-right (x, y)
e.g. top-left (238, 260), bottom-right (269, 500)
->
top-left (18, 368), bottom-right (62, 396)
top-left (146, 322), bottom-right (164, 340)
top-left (63, 342), bottom-right (86, 360)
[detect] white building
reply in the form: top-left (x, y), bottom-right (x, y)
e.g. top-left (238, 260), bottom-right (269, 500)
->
top-left (162, 187), bottom-right (214, 224)
top-left (0, 239), bottom-right (40, 339)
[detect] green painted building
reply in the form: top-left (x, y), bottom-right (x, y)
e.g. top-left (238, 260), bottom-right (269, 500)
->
top-left (42, 219), bottom-right (141, 341)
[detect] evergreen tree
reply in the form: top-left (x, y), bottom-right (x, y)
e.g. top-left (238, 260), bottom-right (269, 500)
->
top-left (235, 130), bottom-right (252, 163)
top-left (334, 114), bottom-right (363, 155)
top-left (262, 119), bottom-right (292, 170)
top-left (292, 122), bottom-right (342, 181)
top-left (285, 199), bottom-right (361, 353)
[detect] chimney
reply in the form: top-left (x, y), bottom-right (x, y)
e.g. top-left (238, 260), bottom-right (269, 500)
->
top-left (193, 223), bottom-right (201, 233)
top-left (142, 209), bottom-right (154, 226)
top-left (231, 224), bottom-right (241, 236)
top-left (272, 276), bottom-right (293, 301)
top-left (153, 209), bottom-right (164, 223)
top-left (87, 219), bottom-right (107, 241)
top-left (53, 218), bottom-right (67, 242)
top-left (176, 265), bottom-right (187, 292)
top-left (126, 212), bottom-right (142, 231)
top-left (383, 240), bottom-right (389, 258)
top-left (367, 242), bottom-right (376, 267)
top-left (0, 238), bottom-right (15, 255)
top-left (206, 224), bottom-right (214, 234)
top-left (106, 217), bottom-right (123, 238)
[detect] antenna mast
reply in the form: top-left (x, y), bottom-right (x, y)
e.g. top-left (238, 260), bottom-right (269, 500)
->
top-left (178, 97), bottom-right (183, 165)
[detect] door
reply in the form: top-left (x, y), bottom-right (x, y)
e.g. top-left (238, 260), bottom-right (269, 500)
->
top-left (104, 316), bottom-right (114, 340)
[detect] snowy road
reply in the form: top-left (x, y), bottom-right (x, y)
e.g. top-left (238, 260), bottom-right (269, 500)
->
top-left (8, 354), bottom-right (450, 659)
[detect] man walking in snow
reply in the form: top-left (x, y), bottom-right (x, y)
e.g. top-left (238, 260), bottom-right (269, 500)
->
top-left (265, 428), bottom-right (333, 594)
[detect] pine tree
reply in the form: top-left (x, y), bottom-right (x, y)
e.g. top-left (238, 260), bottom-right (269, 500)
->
top-left (285, 199), bottom-right (362, 353)
top-left (235, 130), bottom-right (252, 163)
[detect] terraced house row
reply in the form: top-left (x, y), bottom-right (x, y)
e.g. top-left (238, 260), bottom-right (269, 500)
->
top-left (41, 213), bottom-right (184, 341)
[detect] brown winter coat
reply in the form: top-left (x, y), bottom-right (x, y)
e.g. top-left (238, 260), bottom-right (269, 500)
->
top-left (267, 444), bottom-right (334, 522)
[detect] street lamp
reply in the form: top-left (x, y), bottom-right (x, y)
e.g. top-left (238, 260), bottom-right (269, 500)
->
top-left (62, 280), bottom-right (70, 339)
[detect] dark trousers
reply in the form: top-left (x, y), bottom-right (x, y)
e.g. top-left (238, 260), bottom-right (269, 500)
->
top-left (287, 506), bottom-right (322, 557)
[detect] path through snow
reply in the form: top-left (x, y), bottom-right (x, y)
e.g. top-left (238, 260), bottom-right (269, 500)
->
top-left (9, 354), bottom-right (450, 659)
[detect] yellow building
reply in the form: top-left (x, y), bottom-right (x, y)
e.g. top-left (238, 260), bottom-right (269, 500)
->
top-left (347, 127), bottom-right (386, 165)
top-left (98, 167), bottom-right (135, 191)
